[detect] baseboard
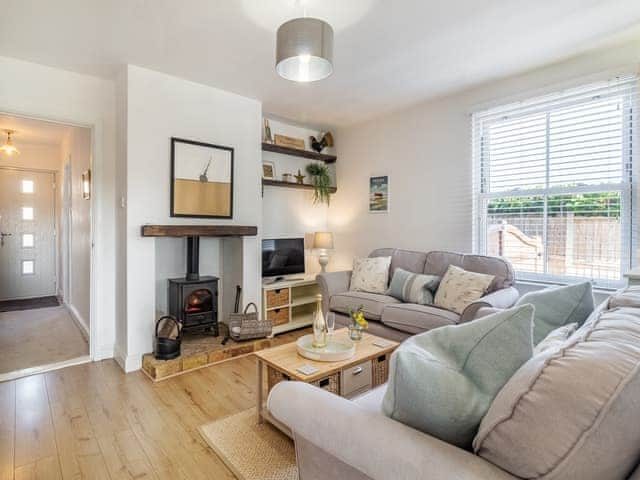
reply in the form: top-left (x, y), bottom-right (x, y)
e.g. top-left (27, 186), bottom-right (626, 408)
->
top-left (64, 302), bottom-right (90, 341)
top-left (114, 345), bottom-right (142, 373)
top-left (94, 343), bottom-right (115, 361)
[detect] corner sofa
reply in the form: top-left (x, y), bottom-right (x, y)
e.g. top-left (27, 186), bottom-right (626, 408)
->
top-left (317, 248), bottom-right (519, 341)
top-left (268, 290), bottom-right (640, 479)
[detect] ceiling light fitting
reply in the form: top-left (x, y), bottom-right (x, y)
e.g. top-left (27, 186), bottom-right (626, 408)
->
top-left (276, 17), bottom-right (333, 82)
top-left (0, 130), bottom-right (19, 156)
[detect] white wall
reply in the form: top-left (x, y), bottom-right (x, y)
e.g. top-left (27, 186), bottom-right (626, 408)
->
top-left (330, 38), bottom-right (640, 283)
top-left (262, 117), bottom-right (336, 274)
top-left (0, 143), bottom-right (61, 171)
top-left (61, 127), bottom-right (92, 333)
top-left (0, 56), bottom-right (117, 360)
top-left (121, 65), bottom-right (262, 371)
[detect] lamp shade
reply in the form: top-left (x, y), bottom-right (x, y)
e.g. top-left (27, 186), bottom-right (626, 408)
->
top-left (313, 231), bottom-right (334, 250)
top-left (276, 17), bottom-right (333, 82)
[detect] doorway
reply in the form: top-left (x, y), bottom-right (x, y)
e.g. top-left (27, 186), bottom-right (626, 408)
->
top-left (0, 114), bottom-right (91, 380)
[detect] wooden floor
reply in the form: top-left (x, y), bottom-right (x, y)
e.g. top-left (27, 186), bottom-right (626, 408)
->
top-left (0, 307), bottom-right (89, 375)
top-left (0, 331), bottom-right (306, 480)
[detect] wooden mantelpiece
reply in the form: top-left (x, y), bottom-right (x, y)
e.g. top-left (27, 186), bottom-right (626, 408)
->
top-left (141, 225), bottom-right (258, 237)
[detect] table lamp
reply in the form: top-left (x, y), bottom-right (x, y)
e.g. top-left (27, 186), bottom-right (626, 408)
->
top-left (313, 232), bottom-right (334, 273)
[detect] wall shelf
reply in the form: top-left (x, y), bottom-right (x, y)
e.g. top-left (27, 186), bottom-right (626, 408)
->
top-left (141, 225), bottom-right (258, 237)
top-left (262, 142), bottom-right (337, 163)
top-left (262, 179), bottom-right (337, 193)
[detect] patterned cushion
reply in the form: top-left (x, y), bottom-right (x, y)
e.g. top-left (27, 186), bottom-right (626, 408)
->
top-left (433, 265), bottom-right (494, 314)
top-left (349, 257), bottom-right (392, 294)
top-left (386, 268), bottom-right (440, 305)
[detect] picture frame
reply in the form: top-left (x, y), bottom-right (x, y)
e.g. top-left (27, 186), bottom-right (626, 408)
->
top-left (262, 161), bottom-right (276, 180)
top-left (369, 175), bottom-right (389, 213)
top-left (170, 137), bottom-right (234, 218)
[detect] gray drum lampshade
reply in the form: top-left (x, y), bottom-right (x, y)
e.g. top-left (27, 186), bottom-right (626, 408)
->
top-left (276, 17), bottom-right (334, 82)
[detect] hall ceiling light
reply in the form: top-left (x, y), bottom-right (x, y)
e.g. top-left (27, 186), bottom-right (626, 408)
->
top-left (0, 130), bottom-right (19, 156)
top-left (276, 17), bottom-right (334, 82)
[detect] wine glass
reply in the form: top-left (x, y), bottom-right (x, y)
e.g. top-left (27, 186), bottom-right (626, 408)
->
top-left (326, 312), bottom-right (336, 340)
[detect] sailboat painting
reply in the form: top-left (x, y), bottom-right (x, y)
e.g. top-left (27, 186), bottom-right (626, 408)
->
top-left (171, 137), bottom-right (234, 218)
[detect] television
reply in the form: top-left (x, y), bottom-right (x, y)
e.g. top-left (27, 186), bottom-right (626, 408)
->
top-left (262, 238), bottom-right (305, 278)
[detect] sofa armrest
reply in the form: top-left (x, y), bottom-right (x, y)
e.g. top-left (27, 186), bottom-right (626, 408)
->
top-left (459, 286), bottom-right (520, 323)
top-left (268, 382), bottom-right (517, 480)
top-left (316, 270), bottom-right (352, 315)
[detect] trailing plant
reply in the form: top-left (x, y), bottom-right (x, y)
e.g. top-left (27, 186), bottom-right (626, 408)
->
top-left (306, 162), bottom-right (332, 205)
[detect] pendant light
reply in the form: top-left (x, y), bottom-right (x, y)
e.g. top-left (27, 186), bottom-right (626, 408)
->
top-left (276, 17), bottom-right (334, 82)
top-left (0, 130), bottom-right (19, 156)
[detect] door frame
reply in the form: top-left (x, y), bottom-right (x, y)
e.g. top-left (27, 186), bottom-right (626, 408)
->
top-left (0, 110), bottom-right (99, 362)
top-left (0, 166), bottom-right (58, 299)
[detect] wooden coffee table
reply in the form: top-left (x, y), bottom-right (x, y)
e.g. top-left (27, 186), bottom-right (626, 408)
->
top-left (254, 328), bottom-right (399, 431)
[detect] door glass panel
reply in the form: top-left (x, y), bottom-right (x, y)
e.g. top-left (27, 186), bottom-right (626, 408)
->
top-left (22, 207), bottom-right (34, 220)
top-left (22, 233), bottom-right (34, 248)
top-left (22, 260), bottom-right (35, 275)
top-left (22, 180), bottom-right (34, 193)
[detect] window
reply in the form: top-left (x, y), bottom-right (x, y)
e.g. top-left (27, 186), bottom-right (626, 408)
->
top-left (21, 260), bottom-right (34, 275)
top-left (473, 76), bottom-right (638, 288)
top-left (22, 207), bottom-right (34, 220)
top-left (21, 179), bottom-right (34, 193)
top-left (22, 234), bottom-right (34, 248)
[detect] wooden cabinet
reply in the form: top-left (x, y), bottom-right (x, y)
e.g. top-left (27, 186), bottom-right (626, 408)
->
top-left (262, 277), bottom-right (320, 335)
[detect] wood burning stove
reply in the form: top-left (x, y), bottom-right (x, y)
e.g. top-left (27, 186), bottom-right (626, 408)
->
top-left (168, 236), bottom-right (219, 335)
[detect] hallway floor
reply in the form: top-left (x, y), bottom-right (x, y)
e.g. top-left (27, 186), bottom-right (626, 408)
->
top-left (0, 306), bottom-right (88, 375)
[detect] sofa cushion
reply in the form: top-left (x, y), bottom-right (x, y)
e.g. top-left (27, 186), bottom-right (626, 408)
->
top-left (353, 385), bottom-right (387, 414)
top-left (381, 303), bottom-right (459, 334)
top-left (382, 304), bottom-right (534, 449)
top-left (386, 268), bottom-right (440, 305)
top-left (330, 291), bottom-right (400, 321)
top-left (370, 248), bottom-right (427, 276)
top-left (533, 322), bottom-right (578, 355)
top-left (349, 256), bottom-right (392, 294)
top-left (473, 300), bottom-right (640, 480)
top-left (515, 281), bottom-right (594, 345)
top-left (434, 265), bottom-right (494, 315)
top-left (424, 251), bottom-right (515, 292)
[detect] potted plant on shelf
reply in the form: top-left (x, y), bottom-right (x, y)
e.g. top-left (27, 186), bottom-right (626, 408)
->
top-left (306, 162), bottom-right (332, 205)
top-left (348, 305), bottom-right (368, 341)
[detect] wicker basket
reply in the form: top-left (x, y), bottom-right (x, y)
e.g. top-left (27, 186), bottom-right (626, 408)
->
top-left (266, 288), bottom-right (289, 307)
top-left (312, 372), bottom-right (340, 395)
top-left (267, 366), bottom-right (290, 392)
top-left (228, 303), bottom-right (272, 341)
top-left (372, 354), bottom-right (390, 387)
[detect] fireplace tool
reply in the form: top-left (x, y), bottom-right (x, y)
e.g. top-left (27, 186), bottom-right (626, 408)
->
top-left (153, 315), bottom-right (183, 360)
top-left (221, 285), bottom-right (242, 345)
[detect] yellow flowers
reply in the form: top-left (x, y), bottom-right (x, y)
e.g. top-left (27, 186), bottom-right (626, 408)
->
top-left (349, 306), bottom-right (368, 329)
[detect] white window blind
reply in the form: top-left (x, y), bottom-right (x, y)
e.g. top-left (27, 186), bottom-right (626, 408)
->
top-left (473, 76), bottom-right (638, 288)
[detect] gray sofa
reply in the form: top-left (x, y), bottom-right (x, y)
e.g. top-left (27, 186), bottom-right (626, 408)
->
top-left (268, 291), bottom-right (640, 479)
top-left (317, 248), bottom-right (519, 341)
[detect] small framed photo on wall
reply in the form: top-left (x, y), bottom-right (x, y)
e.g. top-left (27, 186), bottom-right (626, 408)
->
top-left (262, 161), bottom-right (276, 180)
top-left (170, 137), bottom-right (234, 218)
top-left (369, 175), bottom-right (389, 213)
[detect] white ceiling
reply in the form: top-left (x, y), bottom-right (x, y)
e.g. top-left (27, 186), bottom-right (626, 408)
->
top-left (1, 0), bottom-right (640, 126)
top-left (0, 115), bottom-right (71, 146)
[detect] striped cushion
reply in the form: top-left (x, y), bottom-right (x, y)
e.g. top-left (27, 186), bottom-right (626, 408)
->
top-left (386, 268), bottom-right (440, 305)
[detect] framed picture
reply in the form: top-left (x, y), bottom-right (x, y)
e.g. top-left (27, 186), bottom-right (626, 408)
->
top-left (170, 137), bottom-right (234, 218)
top-left (369, 175), bottom-right (389, 213)
top-left (262, 161), bottom-right (276, 180)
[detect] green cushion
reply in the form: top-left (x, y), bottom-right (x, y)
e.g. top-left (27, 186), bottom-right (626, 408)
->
top-left (386, 268), bottom-right (440, 305)
top-left (382, 304), bottom-right (534, 449)
top-left (515, 281), bottom-right (594, 345)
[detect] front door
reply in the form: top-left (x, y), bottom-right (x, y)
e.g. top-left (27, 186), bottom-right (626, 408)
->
top-left (0, 168), bottom-right (56, 300)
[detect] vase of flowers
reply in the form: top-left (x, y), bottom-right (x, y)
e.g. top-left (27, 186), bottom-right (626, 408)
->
top-left (348, 305), bottom-right (367, 342)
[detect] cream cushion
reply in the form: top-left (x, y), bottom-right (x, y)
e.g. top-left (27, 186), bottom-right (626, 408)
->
top-left (434, 265), bottom-right (494, 314)
top-left (473, 302), bottom-right (640, 480)
top-left (349, 256), bottom-right (392, 294)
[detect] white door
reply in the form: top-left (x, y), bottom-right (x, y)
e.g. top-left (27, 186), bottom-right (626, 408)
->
top-left (0, 168), bottom-right (56, 300)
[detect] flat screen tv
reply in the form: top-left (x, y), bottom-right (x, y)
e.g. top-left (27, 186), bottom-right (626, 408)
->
top-left (262, 238), bottom-right (305, 278)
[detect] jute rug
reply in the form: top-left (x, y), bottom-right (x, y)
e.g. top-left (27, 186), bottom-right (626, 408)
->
top-left (199, 408), bottom-right (298, 480)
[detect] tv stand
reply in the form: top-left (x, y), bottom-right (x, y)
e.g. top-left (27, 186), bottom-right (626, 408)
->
top-left (262, 277), bottom-right (319, 335)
